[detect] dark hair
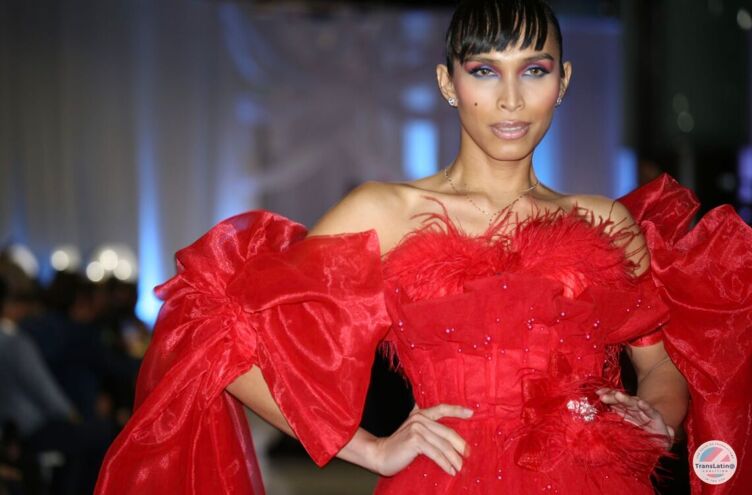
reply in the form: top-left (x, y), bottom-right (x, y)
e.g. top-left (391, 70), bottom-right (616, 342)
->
top-left (445, 0), bottom-right (563, 75)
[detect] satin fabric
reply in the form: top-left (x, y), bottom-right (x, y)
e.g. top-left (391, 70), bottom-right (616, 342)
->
top-left (94, 212), bottom-right (389, 494)
top-left (621, 174), bottom-right (752, 495)
top-left (95, 173), bottom-right (751, 494)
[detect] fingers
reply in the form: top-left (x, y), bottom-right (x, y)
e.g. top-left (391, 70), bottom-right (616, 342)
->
top-left (634, 397), bottom-right (658, 418)
top-left (667, 425), bottom-right (675, 439)
top-left (414, 414), bottom-right (470, 457)
top-left (597, 390), bottom-right (655, 418)
top-left (596, 389), bottom-right (673, 445)
top-left (417, 403), bottom-right (474, 422)
top-left (410, 428), bottom-right (459, 476)
top-left (596, 389), bottom-right (653, 425)
top-left (414, 404), bottom-right (473, 455)
top-left (596, 388), bottom-right (636, 406)
top-left (414, 423), bottom-right (465, 474)
top-left (406, 403), bottom-right (473, 475)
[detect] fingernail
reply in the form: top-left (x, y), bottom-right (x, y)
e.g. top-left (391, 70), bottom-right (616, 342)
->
top-left (595, 388), bottom-right (606, 395)
top-left (463, 408), bottom-right (474, 417)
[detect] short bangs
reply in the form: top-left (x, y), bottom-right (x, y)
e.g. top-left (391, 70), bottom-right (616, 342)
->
top-left (445, 0), bottom-right (563, 73)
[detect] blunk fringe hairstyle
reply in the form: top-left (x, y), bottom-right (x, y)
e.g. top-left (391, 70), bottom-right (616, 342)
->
top-left (445, 0), bottom-right (564, 74)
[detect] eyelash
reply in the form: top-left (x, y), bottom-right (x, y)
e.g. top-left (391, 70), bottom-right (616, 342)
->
top-left (525, 66), bottom-right (550, 77)
top-left (468, 65), bottom-right (550, 78)
top-left (469, 66), bottom-right (496, 78)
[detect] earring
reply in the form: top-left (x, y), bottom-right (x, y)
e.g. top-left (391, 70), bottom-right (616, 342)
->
top-left (555, 96), bottom-right (563, 107)
top-left (447, 97), bottom-right (457, 107)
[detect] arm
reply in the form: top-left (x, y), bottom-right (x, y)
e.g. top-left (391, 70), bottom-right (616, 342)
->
top-left (627, 340), bottom-right (689, 434)
top-left (227, 183), bottom-right (472, 475)
top-left (227, 366), bottom-right (471, 476)
top-left (225, 183), bottom-right (389, 441)
top-left (598, 339), bottom-right (689, 448)
top-left (595, 200), bottom-right (689, 445)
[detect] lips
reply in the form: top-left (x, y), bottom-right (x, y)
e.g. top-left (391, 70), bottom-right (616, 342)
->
top-left (490, 121), bottom-right (531, 140)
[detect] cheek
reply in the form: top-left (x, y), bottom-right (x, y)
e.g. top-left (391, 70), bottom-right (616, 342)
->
top-left (453, 78), bottom-right (495, 106)
top-left (527, 81), bottom-right (560, 109)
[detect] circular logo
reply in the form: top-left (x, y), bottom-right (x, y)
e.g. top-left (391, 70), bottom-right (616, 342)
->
top-left (693, 440), bottom-right (737, 484)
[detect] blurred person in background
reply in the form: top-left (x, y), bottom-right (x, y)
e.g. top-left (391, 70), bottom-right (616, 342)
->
top-left (89, 278), bottom-right (150, 429)
top-left (0, 254), bottom-right (142, 494)
top-left (95, 1), bottom-right (751, 494)
top-left (22, 272), bottom-right (139, 427)
top-left (0, 271), bottom-right (81, 494)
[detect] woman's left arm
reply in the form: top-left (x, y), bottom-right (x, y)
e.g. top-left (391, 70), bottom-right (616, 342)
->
top-left (593, 198), bottom-right (689, 447)
top-left (627, 340), bottom-right (689, 433)
top-left (596, 341), bottom-right (689, 448)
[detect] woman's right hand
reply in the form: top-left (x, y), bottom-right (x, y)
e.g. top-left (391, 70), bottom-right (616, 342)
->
top-left (227, 368), bottom-right (473, 478)
top-left (369, 404), bottom-right (473, 477)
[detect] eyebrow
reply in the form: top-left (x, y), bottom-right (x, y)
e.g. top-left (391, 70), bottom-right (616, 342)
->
top-left (466, 53), bottom-right (555, 64)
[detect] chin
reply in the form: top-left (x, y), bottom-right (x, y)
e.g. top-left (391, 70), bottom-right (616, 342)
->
top-left (483, 142), bottom-right (536, 162)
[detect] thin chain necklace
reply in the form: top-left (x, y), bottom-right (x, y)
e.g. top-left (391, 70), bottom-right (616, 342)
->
top-left (443, 165), bottom-right (541, 225)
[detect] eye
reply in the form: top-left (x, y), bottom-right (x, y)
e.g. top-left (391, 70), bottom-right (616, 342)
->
top-left (524, 65), bottom-right (550, 78)
top-left (469, 65), bottom-right (497, 78)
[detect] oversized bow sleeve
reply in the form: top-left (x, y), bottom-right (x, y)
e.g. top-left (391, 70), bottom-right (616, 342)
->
top-left (619, 173), bottom-right (752, 495)
top-left (95, 211), bottom-right (390, 495)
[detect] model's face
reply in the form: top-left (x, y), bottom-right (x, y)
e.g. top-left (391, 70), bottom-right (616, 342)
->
top-left (438, 32), bottom-right (571, 162)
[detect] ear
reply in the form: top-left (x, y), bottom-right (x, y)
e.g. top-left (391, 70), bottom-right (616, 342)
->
top-left (559, 60), bottom-right (573, 101)
top-left (436, 64), bottom-right (457, 104)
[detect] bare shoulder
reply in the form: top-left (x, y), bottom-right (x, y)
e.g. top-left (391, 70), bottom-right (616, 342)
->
top-left (570, 193), bottom-right (649, 274)
top-left (566, 193), bottom-right (636, 230)
top-left (308, 179), bottom-right (446, 253)
top-left (307, 181), bottom-right (402, 237)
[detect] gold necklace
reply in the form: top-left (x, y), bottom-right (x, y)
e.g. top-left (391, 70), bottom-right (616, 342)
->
top-left (443, 166), bottom-right (540, 225)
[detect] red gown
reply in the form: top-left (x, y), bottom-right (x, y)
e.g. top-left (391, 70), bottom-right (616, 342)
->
top-left (95, 173), bottom-right (752, 494)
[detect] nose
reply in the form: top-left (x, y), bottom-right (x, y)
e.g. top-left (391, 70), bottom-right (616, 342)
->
top-left (497, 82), bottom-right (524, 112)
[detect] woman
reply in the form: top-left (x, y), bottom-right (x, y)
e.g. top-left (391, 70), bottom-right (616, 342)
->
top-left (95, 1), bottom-right (752, 494)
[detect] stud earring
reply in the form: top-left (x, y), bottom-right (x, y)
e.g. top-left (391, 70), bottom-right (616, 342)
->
top-left (447, 97), bottom-right (457, 107)
top-left (555, 96), bottom-right (563, 107)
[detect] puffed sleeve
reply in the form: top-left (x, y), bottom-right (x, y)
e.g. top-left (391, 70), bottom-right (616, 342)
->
top-left (619, 174), bottom-right (752, 495)
top-left (95, 211), bottom-right (390, 495)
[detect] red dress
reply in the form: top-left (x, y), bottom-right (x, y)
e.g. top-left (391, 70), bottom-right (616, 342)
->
top-left (95, 173), bottom-right (752, 494)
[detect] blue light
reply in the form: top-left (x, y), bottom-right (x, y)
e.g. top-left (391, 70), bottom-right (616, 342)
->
top-left (135, 129), bottom-right (164, 329)
top-left (403, 119), bottom-right (438, 180)
top-left (533, 122), bottom-right (560, 189)
top-left (402, 85), bottom-right (436, 114)
top-left (134, 13), bottom-right (164, 329)
top-left (614, 148), bottom-right (638, 197)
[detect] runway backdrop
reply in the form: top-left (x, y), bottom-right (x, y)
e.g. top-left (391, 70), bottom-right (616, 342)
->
top-left (0, 0), bottom-right (657, 324)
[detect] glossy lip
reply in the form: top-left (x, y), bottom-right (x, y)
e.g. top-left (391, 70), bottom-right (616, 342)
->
top-left (490, 121), bottom-right (531, 140)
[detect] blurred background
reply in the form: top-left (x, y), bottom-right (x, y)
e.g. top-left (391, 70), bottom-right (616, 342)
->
top-left (0, 0), bottom-right (749, 494)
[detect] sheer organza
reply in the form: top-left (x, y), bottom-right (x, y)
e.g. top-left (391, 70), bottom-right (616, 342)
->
top-left (95, 174), bottom-right (751, 494)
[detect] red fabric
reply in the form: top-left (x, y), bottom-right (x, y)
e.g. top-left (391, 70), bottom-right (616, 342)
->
top-left (628, 328), bottom-right (665, 347)
top-left (375, 174), bottom-right (750, 493)
top-left (377, 199), bottom-right (675, 494)
top-left (94, 211), bottom-right (389, 494)
top-left (95, 174), bottom-right (751, 494)
top-left (620, 173), bottom-right (752, 495)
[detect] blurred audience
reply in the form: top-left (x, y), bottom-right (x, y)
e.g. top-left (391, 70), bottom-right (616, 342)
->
top-left (0, 253), bottom-right (148, 495)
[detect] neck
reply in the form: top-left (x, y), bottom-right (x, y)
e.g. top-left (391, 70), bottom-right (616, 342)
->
top-left (447, 149), bottom-right (538, 197)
